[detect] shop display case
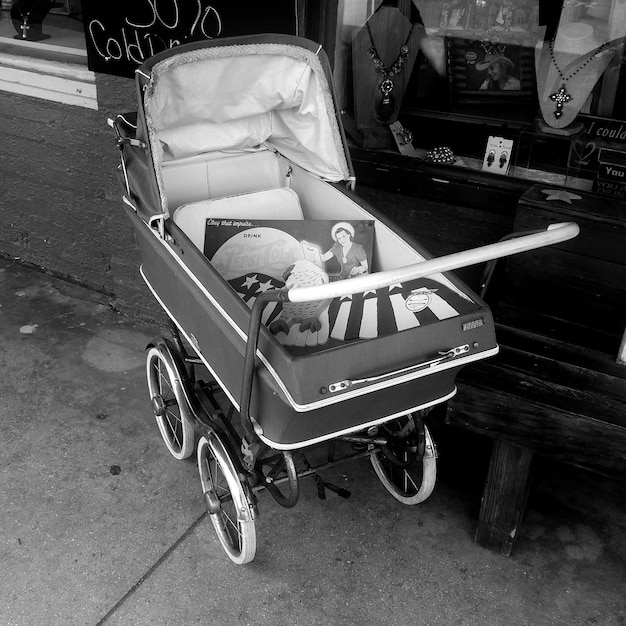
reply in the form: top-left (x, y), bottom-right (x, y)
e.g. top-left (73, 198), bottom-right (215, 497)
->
top-left (335, 0), bottom-right (626, 201)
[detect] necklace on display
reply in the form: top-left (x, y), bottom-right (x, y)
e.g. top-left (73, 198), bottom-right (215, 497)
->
top-left (366, 22), bottom-right (414, 122)
top-left (548, 37), bottom-right (610, 119)
top-left (17, 0), bottom-right (43, 39)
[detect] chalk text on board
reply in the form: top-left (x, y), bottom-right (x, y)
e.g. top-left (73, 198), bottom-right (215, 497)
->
top-left (87, 0), bottom-right (222, 65)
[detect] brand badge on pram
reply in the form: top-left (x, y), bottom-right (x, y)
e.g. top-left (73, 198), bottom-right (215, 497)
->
top-left (462, 318), bottom-right (484, 331)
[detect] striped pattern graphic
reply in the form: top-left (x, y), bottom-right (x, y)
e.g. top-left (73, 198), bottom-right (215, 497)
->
top-left (230, 275), bottom-right (475, 350)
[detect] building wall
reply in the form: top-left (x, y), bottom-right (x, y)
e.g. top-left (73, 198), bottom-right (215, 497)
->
top-left (0, 71), bottom-right (163, 321)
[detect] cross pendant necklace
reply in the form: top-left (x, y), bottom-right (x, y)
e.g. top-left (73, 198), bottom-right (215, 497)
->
top-left (17, 0), bottom-right (41, 39)
top-left (20, 18), bottom-right (30, 39)
top-left (548, 37), bottom-right (609, 119)
top-left (549, 84), bottom-right (571, 118)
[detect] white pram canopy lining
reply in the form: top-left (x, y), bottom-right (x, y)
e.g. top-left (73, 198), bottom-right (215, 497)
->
top-left (143, 43), bottom-right (351, 184)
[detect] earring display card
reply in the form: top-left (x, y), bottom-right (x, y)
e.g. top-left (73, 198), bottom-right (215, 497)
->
top-left (389, 121), bottom-right (423, 158)
top-left (482, 136), bottom-right (514, 175)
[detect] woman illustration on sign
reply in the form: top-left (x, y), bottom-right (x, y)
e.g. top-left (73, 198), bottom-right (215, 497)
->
top-left (477, 54), bottom-right (520, 90)
top-left (321, 222), bottom-right (369, 280)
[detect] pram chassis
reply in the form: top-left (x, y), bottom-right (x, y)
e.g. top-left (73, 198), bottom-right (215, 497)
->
top-left (146, 318), bottom-right (441, 564)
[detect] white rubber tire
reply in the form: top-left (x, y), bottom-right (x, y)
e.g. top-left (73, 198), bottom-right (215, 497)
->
top-left (146, 345), bottom-right (195, 460)
top-left (197, 435), bottom-right (256, 564)
top-left (371, 421), bottom-right (437, 505)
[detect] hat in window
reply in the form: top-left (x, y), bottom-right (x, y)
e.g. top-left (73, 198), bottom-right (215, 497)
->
top-left (475, 54), bottom-right (515, 72)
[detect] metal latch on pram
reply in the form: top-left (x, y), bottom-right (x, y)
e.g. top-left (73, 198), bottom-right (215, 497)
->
top-left (327, 344), bottom-right (470, 394)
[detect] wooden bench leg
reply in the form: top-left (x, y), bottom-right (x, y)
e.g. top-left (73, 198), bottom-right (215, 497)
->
top-left (475, 440), bottom-right (534, 556)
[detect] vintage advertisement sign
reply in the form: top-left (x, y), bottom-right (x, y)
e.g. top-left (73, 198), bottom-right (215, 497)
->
top-left (81, 0), bottom-right (298, 77)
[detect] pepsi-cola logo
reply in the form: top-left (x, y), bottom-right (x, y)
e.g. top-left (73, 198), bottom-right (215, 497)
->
top-left (405, 291), bottom-right (433, 312)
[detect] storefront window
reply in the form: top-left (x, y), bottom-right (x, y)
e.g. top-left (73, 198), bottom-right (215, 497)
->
top-left (0, 2), bottom-right (96, 108)
top-left (335, 0), bottom-right (626, 197)
top-left (0, 1), bottom-right (86, 58)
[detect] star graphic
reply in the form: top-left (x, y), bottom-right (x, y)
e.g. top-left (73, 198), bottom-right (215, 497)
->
top-left (242, 274), bottom-right (259, 290)
top-left (257, 279), bottom-right (277, 293)
top-left (541, 189), bottom-right (582, 204)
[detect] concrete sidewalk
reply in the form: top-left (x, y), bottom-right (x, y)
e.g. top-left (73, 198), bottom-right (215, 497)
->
top-left (1, 257), bottom-right (625, 626)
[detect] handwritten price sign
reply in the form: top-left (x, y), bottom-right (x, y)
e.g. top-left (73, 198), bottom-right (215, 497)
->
top-left (81, 0), bottom-right (298, 77)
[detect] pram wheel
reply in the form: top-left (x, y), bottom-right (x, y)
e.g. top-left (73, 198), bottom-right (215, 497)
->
top-left (256, 450), bottom-right (299, 508)
top-left (370, 414), bottom-right (437, 505)
top-left (197, 434), bottom-right (256, 564)
top-left (146, 343), bottom-right (195, 460)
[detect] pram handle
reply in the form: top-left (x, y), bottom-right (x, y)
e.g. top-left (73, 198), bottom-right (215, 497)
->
top-left (285, 222), bottom-right (579, 303)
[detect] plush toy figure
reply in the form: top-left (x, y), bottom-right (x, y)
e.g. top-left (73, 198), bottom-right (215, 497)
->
top-left (269, 260), bottom-right (331, 336)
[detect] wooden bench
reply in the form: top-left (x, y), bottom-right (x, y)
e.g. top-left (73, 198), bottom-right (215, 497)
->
top-left (445, 184), bottom-right (626, 556)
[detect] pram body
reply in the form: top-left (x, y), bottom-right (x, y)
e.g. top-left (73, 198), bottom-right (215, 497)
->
top-left (110, 34), bottom-right (578, 563)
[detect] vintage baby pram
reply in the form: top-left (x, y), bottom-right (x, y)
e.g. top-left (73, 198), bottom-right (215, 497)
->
top-left (110, 34), bottom-right (578, 564)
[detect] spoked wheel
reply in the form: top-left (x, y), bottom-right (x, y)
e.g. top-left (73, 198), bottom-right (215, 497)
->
top-left (146, 344), bottom-right (195, 460)
top-left (370, 414), bottom-right (437, 505)
top-left (197, 434), bottom-right (256, 564)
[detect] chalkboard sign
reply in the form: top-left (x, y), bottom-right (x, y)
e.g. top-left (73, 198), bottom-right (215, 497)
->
top-left (81, 0), bottom-right (298, 77)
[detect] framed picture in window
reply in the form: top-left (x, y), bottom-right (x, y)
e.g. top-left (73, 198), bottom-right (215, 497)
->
top-left (446, 36), bottom-right (536, 103)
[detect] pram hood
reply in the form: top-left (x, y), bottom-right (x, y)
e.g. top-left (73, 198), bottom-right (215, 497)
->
top-left (134, 34), bottom-right (353, 220)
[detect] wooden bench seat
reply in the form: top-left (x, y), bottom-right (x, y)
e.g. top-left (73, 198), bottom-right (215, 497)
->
top-left (444, 184), bottom-right (626, 556)
top-left (452, 328), bottom-right (626, 459)
top-left (447, 325), bottom-right (626, 554)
